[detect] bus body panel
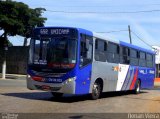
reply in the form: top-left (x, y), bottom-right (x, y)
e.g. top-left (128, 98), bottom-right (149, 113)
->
top-left (75, 64), bottom-right (92, 94)
top-left (89, 63), bottom-right (155, 93)
top-left (117, 65), bottom-right (154, 91)
top-left (138, 67), bottom-right (155, 89)
top-left (90, 61), bottom-right (118, 93)
top-left (117, 64), bottom-right (130, 91)
top-left (74, 29), bottom-right (93, 94)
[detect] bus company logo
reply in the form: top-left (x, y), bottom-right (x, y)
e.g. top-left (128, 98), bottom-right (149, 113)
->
top-left (2, 113), bottom-right (18, 119)
top-left (112, 66), bottom-right (121, 72)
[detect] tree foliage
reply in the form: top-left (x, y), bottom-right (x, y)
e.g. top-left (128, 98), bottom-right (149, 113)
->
top-left (0, 0), bottom-right (47, 46)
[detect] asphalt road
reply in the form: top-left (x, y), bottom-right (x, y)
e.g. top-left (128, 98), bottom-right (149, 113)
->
top-left (0, 79), bottom-right (160, 115)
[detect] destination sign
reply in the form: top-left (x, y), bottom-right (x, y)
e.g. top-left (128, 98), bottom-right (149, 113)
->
top-left (33, 27), bottom-right (78, 39)
top-left (39, 28), bottom-right (70, 35)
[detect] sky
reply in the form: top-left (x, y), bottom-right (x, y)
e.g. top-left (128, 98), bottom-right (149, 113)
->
top-left (2, 0), bottom-right (160, 50)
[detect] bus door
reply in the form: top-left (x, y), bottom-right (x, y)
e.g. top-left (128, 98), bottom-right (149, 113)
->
top-left (75, 34), bottom-right (93, 94)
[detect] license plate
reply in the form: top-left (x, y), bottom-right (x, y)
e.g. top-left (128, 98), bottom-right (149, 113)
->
top-left (41, 85), bottom-right (50, 91)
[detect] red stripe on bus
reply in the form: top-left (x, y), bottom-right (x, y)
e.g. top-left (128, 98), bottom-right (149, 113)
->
top-left (130, 68), bottom-right (138, 90)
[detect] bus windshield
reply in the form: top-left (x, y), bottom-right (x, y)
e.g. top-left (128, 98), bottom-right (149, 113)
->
top-left (29, 37), bottom-right (77, 69)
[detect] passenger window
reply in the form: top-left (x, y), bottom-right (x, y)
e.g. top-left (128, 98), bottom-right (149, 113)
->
top-left (95, 39), bottom-right (107, 62)
top-left (120, 47), bottom-right (129, 64)
top-left (139, 52), bottom-right (146, 67)
top-left (146, 53), bottom-right (153, 67)
top-left (107, 42), bottom-right (119, 63)
top-left (130, 49), bottom-right (139, 66)
top-left (80, 34), bottom-right (93, 67)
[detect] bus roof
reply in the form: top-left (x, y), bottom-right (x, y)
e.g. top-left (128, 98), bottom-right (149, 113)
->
top-left (77, 28), bottom-right (119, 44)
top-left (93, 32), bottom-right (119, 44)
top-left (34, 26), bottom-right (155, 54)
top-left (120, 41), bottom-right (155, 54)
top-left (77, 27), bottom-right (155, 54)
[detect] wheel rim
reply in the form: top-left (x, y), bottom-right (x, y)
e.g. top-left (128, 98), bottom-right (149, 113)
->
top-left (93, 83), bottom-right (100, 97)
top-left (136, 82), bottom-right (140, 92)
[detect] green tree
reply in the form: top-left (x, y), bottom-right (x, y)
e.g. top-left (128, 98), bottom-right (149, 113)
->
top-left (22, 7), bottom-right (47, 46)
top-left (0, 0), bottom-right (47, 46)
top-left (0, 0), bottom-right (47, 78)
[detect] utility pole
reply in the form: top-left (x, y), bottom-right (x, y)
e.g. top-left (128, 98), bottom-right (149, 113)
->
top-left (128, 25), bottom-right (132, 44)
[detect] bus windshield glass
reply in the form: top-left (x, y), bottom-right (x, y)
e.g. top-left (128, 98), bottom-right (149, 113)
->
top-left (29, 37), bottom-right (77, 69)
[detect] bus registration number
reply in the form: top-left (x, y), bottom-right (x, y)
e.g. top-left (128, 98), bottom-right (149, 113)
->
top-left (42, 85), bottom-right (50, 90)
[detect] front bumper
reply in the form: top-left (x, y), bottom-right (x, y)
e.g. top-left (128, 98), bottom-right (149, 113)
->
top-left (27, 75), bottom-right (76, 94)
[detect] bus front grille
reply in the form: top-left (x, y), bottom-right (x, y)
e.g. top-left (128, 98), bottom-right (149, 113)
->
top-left (32, 70), bottom-right (65, 78)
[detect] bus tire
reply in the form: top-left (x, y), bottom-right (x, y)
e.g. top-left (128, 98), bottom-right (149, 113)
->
top-left (91, 81), bottom-right (101, 100)
top-left (51, 92), bottom-right (63, 98)
top-left (134, 80), bottom-right (141, 94)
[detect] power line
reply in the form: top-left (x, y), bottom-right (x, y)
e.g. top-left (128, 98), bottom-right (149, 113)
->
top-left (97, 29), bottom-right (160, 48)
top-left (46, 9), bottom-right (160, 14)
top-left (131, 31), bottom-right (153, 48)
top-left (30, 3), bottom-right (160, 8)
top-left (131, 31), bottom-right (160, 46)
top-left (50, 4), bottom-right (160, 8)
top-left (96, 29), bottom-right (128, 33)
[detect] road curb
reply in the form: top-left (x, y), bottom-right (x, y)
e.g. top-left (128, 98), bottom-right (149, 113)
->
top-left (0, 74), bottom-right (26, 80)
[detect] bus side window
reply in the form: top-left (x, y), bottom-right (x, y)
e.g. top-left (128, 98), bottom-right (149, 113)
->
top-left (139, 51), bottom-right (146, 67)
top-left (130, 48), bottom-right (139, 66)
top-left (106, 42), bottom-right (119, 63)
top-left (80, 34), bottom-right (93, 67)
top-left (146, 53), bottom-right (153, 67)
top-left (120, 46), bottom-right (129, 64)
top-left (95, 39), bottom-right (107, 62)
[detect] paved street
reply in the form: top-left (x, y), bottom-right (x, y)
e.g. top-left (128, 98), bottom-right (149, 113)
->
top-left (0, 79), bottom-right (160, 114)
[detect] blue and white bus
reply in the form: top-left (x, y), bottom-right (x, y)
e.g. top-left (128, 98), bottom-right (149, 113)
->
top-left (27, 27), bottom-right (155, 99)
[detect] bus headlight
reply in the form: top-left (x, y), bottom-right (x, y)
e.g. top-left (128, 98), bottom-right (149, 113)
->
top-left (64, 76), bottom-right (76, 84)
top-left (27, 74), bottom-right (31, 79)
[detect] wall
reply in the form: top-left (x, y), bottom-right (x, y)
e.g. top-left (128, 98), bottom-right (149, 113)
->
top-left (0, 46), bottom-right (29, 74)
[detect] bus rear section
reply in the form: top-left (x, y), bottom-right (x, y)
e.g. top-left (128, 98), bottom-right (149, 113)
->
top-left (89, 38), bottom-right (155, 98)
top-left (27, 27), bottom-right (94, 98)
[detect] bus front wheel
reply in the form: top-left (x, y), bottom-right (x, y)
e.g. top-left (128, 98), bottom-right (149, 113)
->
top-left (51, 92), bottom-right (63, 98)
top-left (91, 81), bottom-right (101, 100)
